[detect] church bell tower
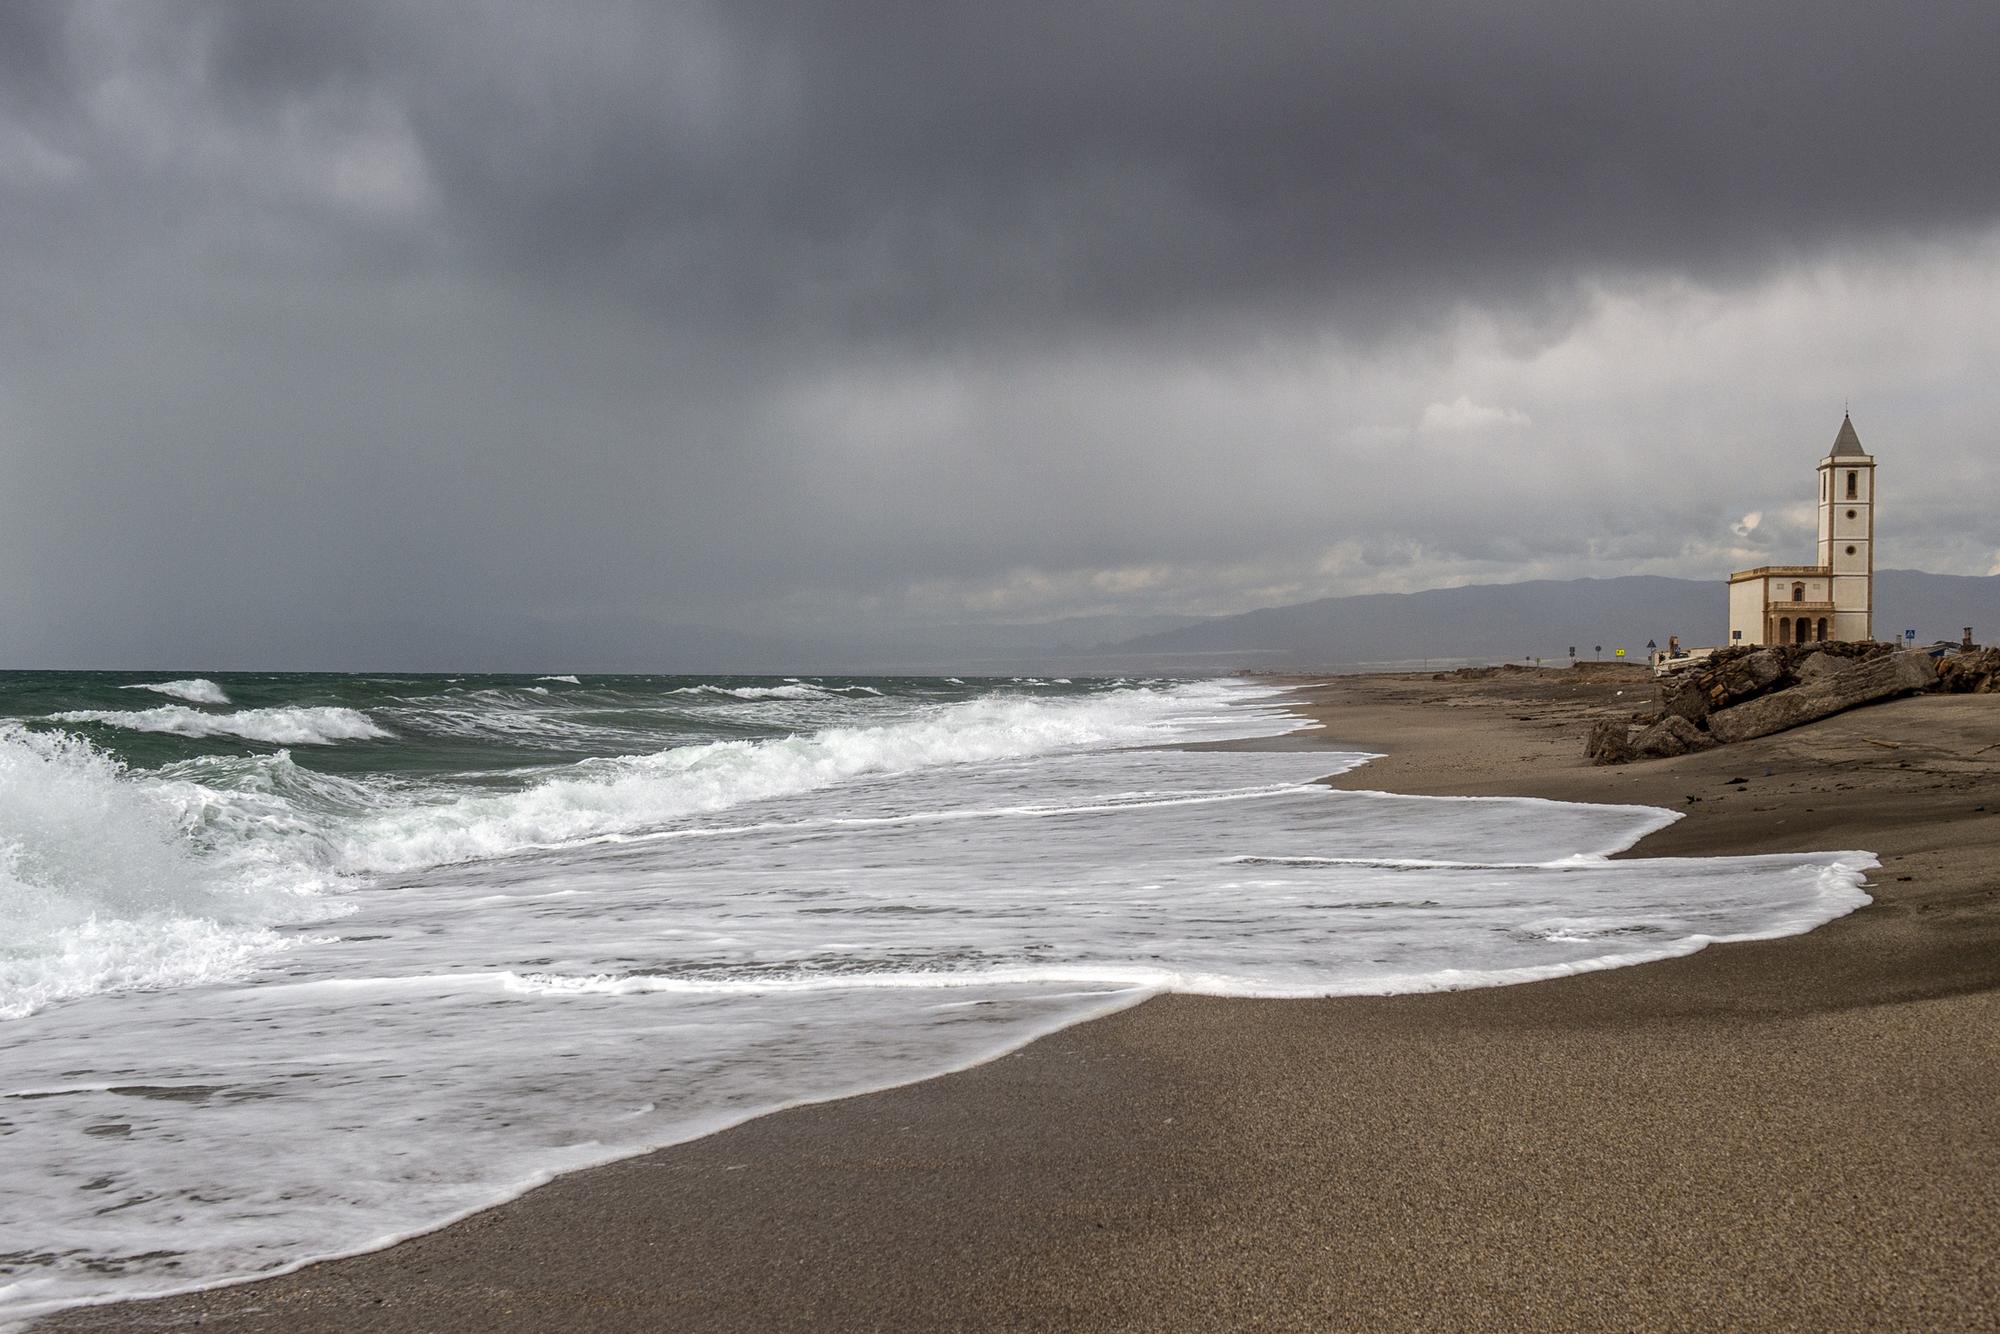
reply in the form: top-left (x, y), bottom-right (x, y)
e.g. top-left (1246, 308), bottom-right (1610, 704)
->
top-left (1815, 412), bottom-right (1875, 641)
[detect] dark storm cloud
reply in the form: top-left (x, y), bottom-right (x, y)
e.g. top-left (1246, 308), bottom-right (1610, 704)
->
top-left (0, 1), bottom-right (71, 97)
top-left (3, 2), bottom-right (1999, 667)
top-left (165, 0), bottom-right (2000, 344)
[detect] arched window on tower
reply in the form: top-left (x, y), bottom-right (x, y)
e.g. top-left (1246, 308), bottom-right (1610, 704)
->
top-left (1792, 582), bottom-right (1805, 602)
top-left (1847, 470), bottom-right (1859, 499)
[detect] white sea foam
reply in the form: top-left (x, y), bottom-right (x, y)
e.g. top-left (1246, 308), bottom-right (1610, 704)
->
top-left (329, 685), bottom-right (1243, 873)
top-left (119, 678), bottom-right (231, 705)
top-left (536, 675), bottom-right (582, 684)
top-left (0, 727), bottom-right (323, 1020)
top-left (48, 705), bottom-right (391, 746)
top-left (669, 682), bottom-right (825, 700)
top-left (391, 704), bottom-right (627, 747)
top-left (1, 685), bottom-right (1275, 1017)
top-left (668, 682), bottom-right (886, 701)
top-left (147, 750), bottom-right (401, 880)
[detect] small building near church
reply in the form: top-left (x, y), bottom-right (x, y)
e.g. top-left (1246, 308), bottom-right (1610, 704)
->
top-left (1727, 413), bottom-right (1876, 646)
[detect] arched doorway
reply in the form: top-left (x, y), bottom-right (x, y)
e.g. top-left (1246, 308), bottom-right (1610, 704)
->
top-left (1817, 617), bottom-right (1828, 642)
top-left (1796, 617), bottom-right (1811, 644)
top-left (1777, 618), bottom-right (1790, 644)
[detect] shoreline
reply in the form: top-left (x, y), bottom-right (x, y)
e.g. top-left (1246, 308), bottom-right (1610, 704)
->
top-left (39, 670), bottom-right (2000, 1330)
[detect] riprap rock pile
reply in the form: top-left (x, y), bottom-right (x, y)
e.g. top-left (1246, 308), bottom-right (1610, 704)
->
top-left (1936, 647), bottom-right (2000, 694)
top-left (1586, 642), bottom-right (1942, 764)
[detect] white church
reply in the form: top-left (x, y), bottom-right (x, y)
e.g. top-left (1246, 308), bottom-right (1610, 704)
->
top-left (1726, 413), bottom-right (1876, 646)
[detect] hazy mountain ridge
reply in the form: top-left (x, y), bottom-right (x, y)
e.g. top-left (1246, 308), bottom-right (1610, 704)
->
top-left (68, 574), bottom-right (1991, 675)
top-left (1086, 570), bottom-right (2000, 671)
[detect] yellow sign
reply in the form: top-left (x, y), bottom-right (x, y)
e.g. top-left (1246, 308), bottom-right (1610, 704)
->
top-left (1614, 648), bottom-right (1626, 657)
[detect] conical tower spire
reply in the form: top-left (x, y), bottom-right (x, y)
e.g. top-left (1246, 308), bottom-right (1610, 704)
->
top-left (1830, 411), bottom-right (1865, 457)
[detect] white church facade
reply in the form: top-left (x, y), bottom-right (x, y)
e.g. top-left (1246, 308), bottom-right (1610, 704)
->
top-left (1726, 413), bottom-right (1876, 647)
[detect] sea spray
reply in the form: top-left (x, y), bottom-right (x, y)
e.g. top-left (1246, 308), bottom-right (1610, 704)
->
top-left (0, 726), bottom-right (318, 1020)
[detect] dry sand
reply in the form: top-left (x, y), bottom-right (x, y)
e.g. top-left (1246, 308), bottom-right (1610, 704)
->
top-left (42, 668), bottom-right (2000, 1331)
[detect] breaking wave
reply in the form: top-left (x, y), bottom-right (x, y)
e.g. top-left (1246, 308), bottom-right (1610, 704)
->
top-left (330, 687), bottom-right (1223, 873)
top-left (120, 678), bottom-right (232, 705)
top-left (0, 726), bottom-right (325, 1019)
top-left (48, 705), bottom-right (392, 746)
top-left (669, 682), bottom-right (884, 701)
top-left (0, 685), bottom-right (1251, 1018)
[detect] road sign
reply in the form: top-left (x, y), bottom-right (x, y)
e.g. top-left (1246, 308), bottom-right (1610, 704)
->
top-left (1905, 629), bottom-right (1917, 642)
top-left (1614, 648), bottom-right (1626, 658)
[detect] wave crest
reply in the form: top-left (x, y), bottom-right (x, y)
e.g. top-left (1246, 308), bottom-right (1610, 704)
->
top-left (49, 705), bottom-right (391, 746)
top-left (120, 678), bottom-right (231, 705)
top-left (668, 682), bottom-right (882, 701)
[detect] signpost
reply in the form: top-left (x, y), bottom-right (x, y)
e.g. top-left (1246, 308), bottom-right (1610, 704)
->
top-left (1905, 629), bottom-right (1918, 644)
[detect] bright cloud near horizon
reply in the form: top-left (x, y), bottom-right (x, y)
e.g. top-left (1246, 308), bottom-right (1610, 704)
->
top-left (3, 2), bottom-right (1999, 667)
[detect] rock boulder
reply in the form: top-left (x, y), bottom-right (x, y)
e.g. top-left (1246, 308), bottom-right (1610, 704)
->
top-left (1707, 650), bottom-right (1939, 744)
top-left (1705, 648), bottom-right (1785, 710)
top-left (1661, 678), bottom-right (1711, 727)
top-left (1631, 715), bottom-right (1714, 758)
top-left (1585, 718), bottom-right (1636, 765)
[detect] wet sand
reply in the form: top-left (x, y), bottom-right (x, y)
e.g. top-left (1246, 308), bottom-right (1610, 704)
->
top-left (42, 669), bottom-right (2000, 1331)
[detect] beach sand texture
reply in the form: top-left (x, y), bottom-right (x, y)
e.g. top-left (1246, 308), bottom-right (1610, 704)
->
top-left (41, 670), bottom-right (2000, 1332)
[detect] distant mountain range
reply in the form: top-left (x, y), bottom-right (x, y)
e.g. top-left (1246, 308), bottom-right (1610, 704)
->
top-left (1070, 569), bottom-right (2000, 673)
top-left (215, 570), bottom-right (1996, 674)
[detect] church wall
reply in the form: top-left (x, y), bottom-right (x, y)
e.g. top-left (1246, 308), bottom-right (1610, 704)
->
top-left (1763, 576), bottom-right (1831, 603)
top-left (1728, 578), bottom-right (1766, 646)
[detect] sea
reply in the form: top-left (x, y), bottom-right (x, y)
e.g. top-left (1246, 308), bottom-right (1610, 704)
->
top-left (0, 672), bottom-right (1872, 1322)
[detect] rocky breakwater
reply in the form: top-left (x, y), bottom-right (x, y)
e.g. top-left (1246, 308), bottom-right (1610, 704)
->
top-left (1937, 646), bottom-right (2000, 694)
top-left (1586, 642), bottom-right (1946, 764)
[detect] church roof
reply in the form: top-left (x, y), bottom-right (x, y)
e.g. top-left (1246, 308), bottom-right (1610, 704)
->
top-left (1829, 412), bottom-right (1866, 457)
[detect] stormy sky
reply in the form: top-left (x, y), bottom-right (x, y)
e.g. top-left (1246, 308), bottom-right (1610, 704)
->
top-left (4, 1), bottom-right (1999, 668)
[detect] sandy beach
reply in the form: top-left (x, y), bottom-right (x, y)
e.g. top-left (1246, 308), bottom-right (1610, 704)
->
top-left (41, 668), bottom-right (2000, 1332)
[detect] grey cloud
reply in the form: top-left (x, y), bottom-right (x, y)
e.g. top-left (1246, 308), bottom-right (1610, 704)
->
top-left (2, 3), bottom-right (1998, 667)
top-left (37, 2), bottom-right (1999, 343)
top-left (0, 2), bottom-right (73, 110)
